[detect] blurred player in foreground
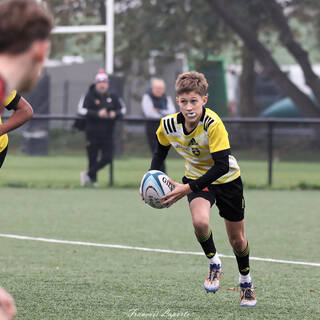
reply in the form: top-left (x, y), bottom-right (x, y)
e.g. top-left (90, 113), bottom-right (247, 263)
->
top-left (0, 0), bottom-right (53, 318)
top-left (143, 71), bottom-right (256, 307)
top-left (0, 91), bottom-right (33, 168)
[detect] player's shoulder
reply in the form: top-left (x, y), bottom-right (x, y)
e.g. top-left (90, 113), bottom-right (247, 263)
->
top-left (161, 112), bottom-right (179, 134)
top-left (202, 108), bottom-right (223, 131)
top-left (4, 90), bottom-right (17, 106)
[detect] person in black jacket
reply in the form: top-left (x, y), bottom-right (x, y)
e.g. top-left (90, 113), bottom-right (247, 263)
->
top-left (80, 69), bottom-right (122, 187)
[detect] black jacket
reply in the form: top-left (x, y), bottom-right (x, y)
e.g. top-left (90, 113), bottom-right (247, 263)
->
top-left (83, 84), bottom-right (122, 135)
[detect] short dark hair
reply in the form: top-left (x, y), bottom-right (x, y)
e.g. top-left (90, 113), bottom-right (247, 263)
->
top-left (175, 71), bottom-right (208, 96)
top-left (0, 0), bottom-right (53, 54)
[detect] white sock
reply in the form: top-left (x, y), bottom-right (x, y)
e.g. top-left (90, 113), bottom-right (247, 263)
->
top-left (239, 272), bottom-right (252, 284)
top-left (209, 253), bottom-right (221, 266)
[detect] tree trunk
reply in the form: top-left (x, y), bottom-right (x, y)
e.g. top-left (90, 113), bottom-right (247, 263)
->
top-left (263, 0), bottom-right (320, 107)
top-left (238, 45), bottom-right (256, 116)
top-left (206, 0), bottom-right (320, 117)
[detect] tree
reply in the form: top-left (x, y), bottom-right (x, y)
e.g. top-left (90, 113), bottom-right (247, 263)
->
top-left (205, 0), bottom-right (320, 117)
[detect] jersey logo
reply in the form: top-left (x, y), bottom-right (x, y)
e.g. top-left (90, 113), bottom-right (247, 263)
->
top-left (203, 115), bottom-right (214, 131)
top-left (188, 138), bottom-right (198, 146)
top-left (163, 118), bottom-right (176, 134)
top-left (187, 138), bottom-right (200, 156)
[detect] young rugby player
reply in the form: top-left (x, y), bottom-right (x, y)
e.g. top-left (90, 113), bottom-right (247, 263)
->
top-left (144, 71), bottom-right (256, 307)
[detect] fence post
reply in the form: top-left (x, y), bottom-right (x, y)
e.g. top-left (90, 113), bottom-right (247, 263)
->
top-left (109, 160), bottom-right (114, 187)
top-left (267, 122), bottom-right (274, 186)
top-left (63, 80), bottom-right (69, 115)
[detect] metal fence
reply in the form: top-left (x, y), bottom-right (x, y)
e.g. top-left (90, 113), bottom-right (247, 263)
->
top-left (6, 115), bottom-right (320, 187)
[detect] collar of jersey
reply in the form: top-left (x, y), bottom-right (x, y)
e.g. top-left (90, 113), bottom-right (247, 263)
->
top-left (177, 107), bottom-right (206, 135)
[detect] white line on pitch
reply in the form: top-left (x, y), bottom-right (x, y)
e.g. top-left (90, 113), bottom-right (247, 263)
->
top-left (1, 233), bottom-right (319, 267)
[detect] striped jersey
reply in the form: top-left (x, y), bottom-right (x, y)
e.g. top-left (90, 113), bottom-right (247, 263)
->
top-left (156, 107), bottom-right (240, 184)
top-left (0, 90), bottom-right (21, 152)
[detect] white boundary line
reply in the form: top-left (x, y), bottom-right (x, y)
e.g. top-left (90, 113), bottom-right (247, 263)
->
top-left (1, 233), bottom-right (320, 267)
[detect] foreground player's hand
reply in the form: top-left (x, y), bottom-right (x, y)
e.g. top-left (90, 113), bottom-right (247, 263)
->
top-left (0, 287), bottom-right (16, 320)
top-left (160, 179), bottom-right (191, 207)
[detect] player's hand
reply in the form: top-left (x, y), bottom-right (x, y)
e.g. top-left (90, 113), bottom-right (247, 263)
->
top-left (160, 179), bottom-right (191, 207)
top-left (98, 108), bottom-right (108, 118)
top-left (108, 110), bottom-right (116, 119)
top-left (0, 287), bottom-right (17, 320)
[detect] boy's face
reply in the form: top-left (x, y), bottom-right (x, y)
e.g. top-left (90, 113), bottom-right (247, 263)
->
top-left (176, 91), bottom-right (207, 125)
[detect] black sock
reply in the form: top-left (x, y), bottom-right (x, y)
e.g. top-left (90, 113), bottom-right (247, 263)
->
top-left (234, 242), bottom-right (250, 275)
top-left (196, 229), bottom-right (217, 259)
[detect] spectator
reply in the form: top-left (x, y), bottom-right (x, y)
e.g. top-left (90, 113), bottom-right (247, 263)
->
top-left (79, 69), bottom-right (123, 187)
top-left (141, 78), bottom-right (176, 172)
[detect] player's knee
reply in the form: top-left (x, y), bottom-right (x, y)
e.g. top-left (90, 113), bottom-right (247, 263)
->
top-left (193, 219), bottom-right (209, 234)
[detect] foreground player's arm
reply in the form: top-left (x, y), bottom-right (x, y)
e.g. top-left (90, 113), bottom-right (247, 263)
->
top-left (0, 95), bottom-right (33, 136)
top-left (0, 287), bottom-right (16, 320)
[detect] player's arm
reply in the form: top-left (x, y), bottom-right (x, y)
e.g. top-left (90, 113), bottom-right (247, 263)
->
top-left (161, 151), bottom-right (229, 206)
top-left (0, 95), bottom-right (33, 136)
top-left (188, 151), bottom-right (230, 192)
top-left (150, 119), bottom-right (171, 170)
top-left (149, 141), bottom-right (170, 170)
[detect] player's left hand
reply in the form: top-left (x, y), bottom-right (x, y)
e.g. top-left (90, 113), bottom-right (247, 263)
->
top-left (160, 179), bottom-right (191, 207)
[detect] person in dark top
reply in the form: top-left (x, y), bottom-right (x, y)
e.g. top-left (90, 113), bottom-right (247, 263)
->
top-left (79, 69), bottom-right (123, 187)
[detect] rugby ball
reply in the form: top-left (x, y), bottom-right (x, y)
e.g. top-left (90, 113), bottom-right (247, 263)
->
top-left (140, 170), bottom-right (175, 209)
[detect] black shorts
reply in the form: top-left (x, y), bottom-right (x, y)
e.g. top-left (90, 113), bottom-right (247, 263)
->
top-left (0, 146), bottom-right (8, 168)
top-left (183, 176), bottom-right (245, 222)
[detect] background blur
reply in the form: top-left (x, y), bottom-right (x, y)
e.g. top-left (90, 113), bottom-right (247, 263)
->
top-left (2, 0), bottom-right (320, 187)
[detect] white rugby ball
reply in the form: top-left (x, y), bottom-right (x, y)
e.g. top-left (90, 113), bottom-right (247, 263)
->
top-left (140, 170), bottom-right (175, 209)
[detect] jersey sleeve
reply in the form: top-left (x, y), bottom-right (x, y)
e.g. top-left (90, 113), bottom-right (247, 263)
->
top-left (156, 118), bottom-right (171, 147)
top-left (4, 91), bottom-right (21, 110)
top-left (208, 120), bottom-right (231, 155)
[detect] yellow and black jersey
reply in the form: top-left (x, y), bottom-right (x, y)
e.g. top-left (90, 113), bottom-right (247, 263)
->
top-left (0, 90), bottom-right (21, 153)
top-left (156, 107), bottom-right (240, 184)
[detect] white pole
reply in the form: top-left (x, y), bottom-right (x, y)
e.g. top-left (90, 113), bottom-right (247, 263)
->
top-left (106, 0), bottom-right (114, 75)
top-left (52, 25), bottom-right (108, 34)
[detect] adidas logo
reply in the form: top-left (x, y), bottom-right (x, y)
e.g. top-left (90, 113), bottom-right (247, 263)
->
top-left (188, 138), bottom-right (198, 146)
